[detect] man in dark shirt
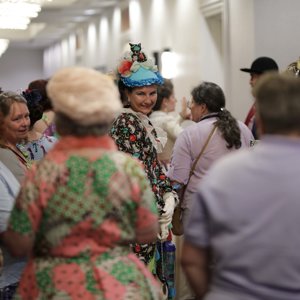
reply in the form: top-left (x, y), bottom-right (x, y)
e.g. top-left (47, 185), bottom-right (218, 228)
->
top-left (240, 56), bottom-right (278, 139)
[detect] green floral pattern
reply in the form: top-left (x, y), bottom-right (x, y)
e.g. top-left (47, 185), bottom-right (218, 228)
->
top-left (8, 136), bottom-right (163, 300)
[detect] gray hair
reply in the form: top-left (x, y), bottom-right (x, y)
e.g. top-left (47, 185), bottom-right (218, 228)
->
top-left (191, 82), bottom-right (241, 149)
top-left (0, 91), bottom-right (27, 118)
top-left (253, 73), bottom-right (300, 134)
top-left (55, 112), bottom-right (112, 137)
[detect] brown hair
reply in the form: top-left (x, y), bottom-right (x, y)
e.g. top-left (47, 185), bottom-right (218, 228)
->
top-left (28, 79), bottom-right (52, 111)
top-left (152, 79), bottom-right (174, 111)
top-left (0, 91), bottom-right (27, 118)
top-left (253, 73), bottom-right (300, 134)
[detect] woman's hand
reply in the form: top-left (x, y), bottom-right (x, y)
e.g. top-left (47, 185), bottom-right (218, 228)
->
top-left (162, 192), bottom-right (176, 217)
top-left (180, 97), bottom-right (192, 120)
top-left (1, 229), bottom-right (33, 257)
top-left (157, 192), bottom-right (177, 240)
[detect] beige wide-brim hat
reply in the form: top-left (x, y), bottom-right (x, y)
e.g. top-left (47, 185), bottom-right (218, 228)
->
top-left (47, 66), bottom-right (122, 125)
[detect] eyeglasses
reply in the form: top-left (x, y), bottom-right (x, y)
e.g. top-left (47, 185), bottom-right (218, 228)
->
top-left (187, 99), bottom-right (193, 109)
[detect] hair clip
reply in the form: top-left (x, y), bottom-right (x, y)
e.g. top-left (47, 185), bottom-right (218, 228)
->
top-left (22, 89), bottom-right (42, 107)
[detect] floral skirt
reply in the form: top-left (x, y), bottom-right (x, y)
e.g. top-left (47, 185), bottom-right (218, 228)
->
top-left (132, 240), bottom-right (176, 300)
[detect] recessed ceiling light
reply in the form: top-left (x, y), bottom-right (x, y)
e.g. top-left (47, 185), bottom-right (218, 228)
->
top-left (84, 9), bottom-right (98, 16)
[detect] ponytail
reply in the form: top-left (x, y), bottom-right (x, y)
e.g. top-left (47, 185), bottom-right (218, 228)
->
top-left (216, 109), bottom-right (241, 149)
top-left (191, 82), bottom-right (241, 149)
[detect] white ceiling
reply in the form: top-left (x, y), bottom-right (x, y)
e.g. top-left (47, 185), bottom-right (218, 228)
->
top-left (0, 0), bottom-right (122, 49)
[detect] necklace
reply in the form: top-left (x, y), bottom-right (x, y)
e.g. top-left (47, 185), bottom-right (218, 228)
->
top-left (0, 143), bottom-right (31, 169)
top-left (200, 112), bottom-right (219, 122)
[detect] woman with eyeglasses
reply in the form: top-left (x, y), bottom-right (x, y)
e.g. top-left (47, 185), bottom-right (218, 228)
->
top-left (167, 81), bottom-right (253, 299)
top-left (169, 81), bottom-right (253, 226)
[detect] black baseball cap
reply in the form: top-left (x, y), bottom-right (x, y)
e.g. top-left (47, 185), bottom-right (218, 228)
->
top-left (240, 57), bottom-right (279, 74)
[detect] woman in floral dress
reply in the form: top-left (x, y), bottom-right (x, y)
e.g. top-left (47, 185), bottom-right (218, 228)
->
top-left (1, 67), bottom-right (163, 300)
top-left (110, 44), bottom-right (178, 298)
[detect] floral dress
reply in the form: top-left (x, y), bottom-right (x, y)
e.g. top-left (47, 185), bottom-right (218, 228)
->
top-left (109, 111), bottom-right (175, 269)
top-left (7, 136), bottom-right (163, 300)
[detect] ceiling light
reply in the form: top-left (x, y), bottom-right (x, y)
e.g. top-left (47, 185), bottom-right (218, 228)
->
top-left (72, 16), bottom-right (88, 23)
top-left (0, 17), bottom-right (30, 29)
top-left (161, 49), bottom-right (178, 79)
top-left (84, 9), bottom-right (98, 16)
top-left (0, 0), bottom-right (45, 30)
top-left (0, 39), bottom-right (10, 57)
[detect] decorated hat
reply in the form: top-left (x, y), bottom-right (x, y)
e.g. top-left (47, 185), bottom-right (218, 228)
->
top-left (47, 67), bottom-right (122, 126)
top-left (117, 42), bottom-right (164, 87)
top-left (240, 57), bottom-right (279, 74)
top-left (285, 57), bottom-right (300, 77)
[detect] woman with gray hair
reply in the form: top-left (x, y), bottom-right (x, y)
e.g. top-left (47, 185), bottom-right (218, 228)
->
top-left (168, 81), bottom-right (253, 300)
top-left (1, 67), bottom-right (163, 299)
top-left (182, 73), bottom-right (300, 300)
top-left (169, 81), bottom-right (254, 224)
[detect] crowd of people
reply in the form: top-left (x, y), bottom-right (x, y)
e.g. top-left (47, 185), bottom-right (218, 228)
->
top-left (0, 43), bottom-right (299, 300)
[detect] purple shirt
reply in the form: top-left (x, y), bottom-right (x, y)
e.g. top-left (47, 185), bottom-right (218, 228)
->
top-left (185, 135), bottom-right (300, 300)
top-left (167, 116), bottom-right (253, 208)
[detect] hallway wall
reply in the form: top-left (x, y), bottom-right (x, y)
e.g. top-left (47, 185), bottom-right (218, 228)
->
top-left (1, 0), bottom-right (299, 121)
top-left (254, 0), bottom-right (300, 68)
top-left (43, 0), bottom-right (231, 116)
top-left (0, 48), bottom-right (43, 92)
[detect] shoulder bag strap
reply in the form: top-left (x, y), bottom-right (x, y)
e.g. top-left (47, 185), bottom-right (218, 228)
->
top-left (179, 124), bottom-right (217, 203)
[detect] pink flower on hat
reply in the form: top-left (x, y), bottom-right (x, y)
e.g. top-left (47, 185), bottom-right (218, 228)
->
top-left (118, 60), bottom-right (133, 77)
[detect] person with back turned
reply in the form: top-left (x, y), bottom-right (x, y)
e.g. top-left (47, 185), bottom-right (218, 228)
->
top-left (0, 66), bottom-right (164, 299)
top-left (182, 73), bottom-right (300, 300)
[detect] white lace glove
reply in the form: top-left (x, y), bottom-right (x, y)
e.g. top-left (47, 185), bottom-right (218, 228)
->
top-left (157, 219), bottom-right (170, 241)
top-left (157, 192), bottom-right (177, 241)
top-left (163, 192), bottom-right (176, 217)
